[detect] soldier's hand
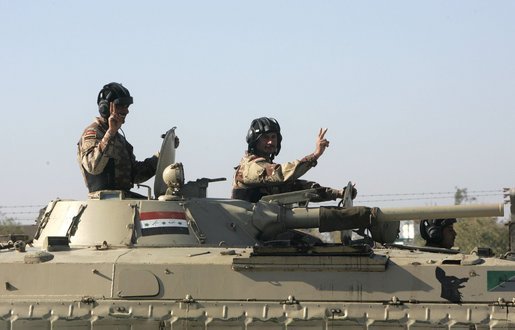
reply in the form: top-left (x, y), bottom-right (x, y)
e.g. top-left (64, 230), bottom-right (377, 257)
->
top-left (313, 128), bottom-right (329, 159)
top-left (337, 185), bottom-right (357, 200)
top-left (107, 102), bottom-right (123, 134)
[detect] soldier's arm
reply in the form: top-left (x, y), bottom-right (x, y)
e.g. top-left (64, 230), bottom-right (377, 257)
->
top-left (240, 155), bottom-right (317, 186)
top-left (132, 154), bottom-right (159, 184)
top-left (78, 129), bottom-right (113, 175)
top-left (246, 128), bottom-right (328, 185)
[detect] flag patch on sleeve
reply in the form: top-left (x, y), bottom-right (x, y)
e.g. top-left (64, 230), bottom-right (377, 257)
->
top-left (83, 129), bottom-right (97, 140)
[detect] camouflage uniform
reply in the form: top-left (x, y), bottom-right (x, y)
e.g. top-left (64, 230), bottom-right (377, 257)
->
top-left (77, 117), bottom-right (158, 197)
top-left (232, 152), bottom-right (339, 203)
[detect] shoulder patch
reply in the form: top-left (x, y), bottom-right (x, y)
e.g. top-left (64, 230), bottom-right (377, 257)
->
top-left (83, 129), bottom-right (97, 140)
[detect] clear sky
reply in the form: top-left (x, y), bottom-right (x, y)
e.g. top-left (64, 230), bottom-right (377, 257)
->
top-left (1, 1), bottom-right (514, 223)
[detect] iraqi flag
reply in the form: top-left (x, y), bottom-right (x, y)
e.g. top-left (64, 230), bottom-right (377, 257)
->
top-left (140, 211), bottom-right (189, 236)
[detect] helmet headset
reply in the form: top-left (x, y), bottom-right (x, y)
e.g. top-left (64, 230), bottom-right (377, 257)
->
top-left (97, 82), bottom-right (133, 118)
top-left (246, 117), bottom-right (282, 160)
top-left (420, 218), bottom-right (456, 245)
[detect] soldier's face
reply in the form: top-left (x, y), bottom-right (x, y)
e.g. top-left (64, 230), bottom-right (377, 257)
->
top-left (256, 133), bottom-right (278, 155)
top-left (114, 104), bottom-right (129, 123)
top-left (441, 224), bottom-right (457, 249)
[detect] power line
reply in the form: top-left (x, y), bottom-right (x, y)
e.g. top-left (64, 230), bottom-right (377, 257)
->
top-left (0, 205), bottom-right (43, 224)
top-left (3, 219), bottom-right (38, 223)
top-left (358, 189), bottom-right (502, 198)
top-left (0, 205), bottom-right (45, 209)
top-left (357, 193), bottom-right (502, 203)
top-left (1, 212), bottom-right (39, 215)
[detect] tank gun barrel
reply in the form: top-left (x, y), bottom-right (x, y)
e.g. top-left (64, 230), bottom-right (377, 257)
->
top-left (252, 202), bottom-right (505, 243)
top-left (276, 203), bottom-right (505, 230)
top-left (376, 203), bottom-right (504, 222)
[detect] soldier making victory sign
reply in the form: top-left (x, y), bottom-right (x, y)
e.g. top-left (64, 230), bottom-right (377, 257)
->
top-left (77, 82), bottom-right (178, 199)
top-left (232, 117), bottom-right (355, 203)
top-left (231, 117), bottom-right (376, 236)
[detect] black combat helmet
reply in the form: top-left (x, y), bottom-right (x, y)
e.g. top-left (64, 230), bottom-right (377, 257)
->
top-left (246, 117), bottom-right (283, 158)
top-left (97, 82), bottom-right (134, 118)
top-left (420, 218), bottom-right (457, 245)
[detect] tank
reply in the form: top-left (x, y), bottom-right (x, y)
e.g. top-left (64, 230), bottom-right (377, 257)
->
top-left (1, 129), bottom-right (514, 329)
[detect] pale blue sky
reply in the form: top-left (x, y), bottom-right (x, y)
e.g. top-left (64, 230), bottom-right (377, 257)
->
top-left (1, 1), bottom-right (514, 221)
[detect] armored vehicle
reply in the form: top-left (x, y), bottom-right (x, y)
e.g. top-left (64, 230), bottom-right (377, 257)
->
top-left (1, 129), bottom-right (513, 329)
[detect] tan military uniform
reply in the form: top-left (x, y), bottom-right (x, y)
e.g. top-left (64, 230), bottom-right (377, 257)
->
top-left (77, 117), bottom-right (158, 196)
top-left (232, 152), bottom-right (339, 202)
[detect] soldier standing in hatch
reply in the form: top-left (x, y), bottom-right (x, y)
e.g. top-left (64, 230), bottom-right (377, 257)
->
top-left (231, 117), bottom-right (354, 203)
top-left (77, 82), bottom-right (177, 198)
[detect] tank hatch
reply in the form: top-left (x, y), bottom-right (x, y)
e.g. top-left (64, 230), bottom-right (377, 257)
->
top-left (115, 269), bottom-right (160, 298)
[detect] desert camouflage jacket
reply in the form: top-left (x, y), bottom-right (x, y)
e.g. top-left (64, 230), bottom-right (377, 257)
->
top-left (77, 117), bottom-right (158, 194)
top-left (231, 152), bottom-right (322, 202)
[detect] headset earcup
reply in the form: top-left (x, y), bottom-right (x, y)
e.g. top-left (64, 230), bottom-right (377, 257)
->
top-left (98, 100), bottom-right (110, 118)
top-left (427, 224), bottom-right (443, 244)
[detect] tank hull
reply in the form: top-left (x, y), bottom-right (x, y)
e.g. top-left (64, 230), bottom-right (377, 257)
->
top-left (1, 245), bottom-right (514, 328)
top-left (7, 197), bottom-right (510, 328)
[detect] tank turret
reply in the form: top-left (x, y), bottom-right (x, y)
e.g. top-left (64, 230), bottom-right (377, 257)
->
top-left (31, 182), bottom-right (504, 249)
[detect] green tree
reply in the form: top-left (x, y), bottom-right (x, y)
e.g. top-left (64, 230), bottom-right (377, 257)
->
top-left (453, 187), bottom-right (508, 256)
top-left (0, 209), bottom-right (24, 235)
top-left (454, 218), bottom-right (509, 256)
top-left (454, 187), bottom-right (477, 205)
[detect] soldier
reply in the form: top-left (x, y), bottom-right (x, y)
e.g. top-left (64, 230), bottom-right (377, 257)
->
top-left (78, 82), bottom-right (176, 198)
top-left (231, 117), bottom-right (375, 243)
top-left (420, 218), bottom-right (457, 249)
top-left (232, 117), bottom-right (355, 203)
